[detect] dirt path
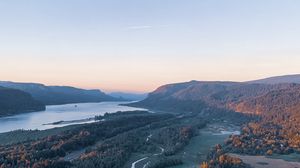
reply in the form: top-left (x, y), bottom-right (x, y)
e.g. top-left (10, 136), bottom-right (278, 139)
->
top-left (229, 153), bottom-right (300, 168)
top-left (131, 146), bottom-right (165, 168)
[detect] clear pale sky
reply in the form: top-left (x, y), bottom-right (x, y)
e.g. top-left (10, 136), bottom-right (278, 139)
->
top-left (1, 0), bottom-right (300, 93)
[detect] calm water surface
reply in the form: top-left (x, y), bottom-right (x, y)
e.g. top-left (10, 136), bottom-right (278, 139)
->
top-left (0, 101), bottom-right (146, 133)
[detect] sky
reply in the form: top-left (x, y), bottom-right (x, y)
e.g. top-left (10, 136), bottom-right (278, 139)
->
top-left (0, 0), bottom-right (300, 93)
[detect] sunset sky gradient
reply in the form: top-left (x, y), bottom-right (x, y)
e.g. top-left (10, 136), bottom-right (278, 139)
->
top-left (1, 0), bottom-right (300, 92)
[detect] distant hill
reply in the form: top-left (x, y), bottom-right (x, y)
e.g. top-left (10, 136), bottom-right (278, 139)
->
top-left (248, 74), bottom-right (300, 84)
top-left (0, 81), bottom-right (117, 105)
top-left (129, 80), bottom-right (297, 114)
top-left (0, 87), bottom-right (45, 116)
top-left (108, 92), bottom-right (148, 101)
top-left (128, 76), bottom-right (300, 152)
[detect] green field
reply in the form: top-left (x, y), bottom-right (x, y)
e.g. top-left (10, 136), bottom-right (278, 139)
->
top-left (124, 121), bottom-right (239, 168)
top-left (171, 122), bottom-right (238, 168)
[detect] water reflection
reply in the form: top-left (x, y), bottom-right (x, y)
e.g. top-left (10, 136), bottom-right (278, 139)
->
top-left (0, 101), bottom-right (146, 133)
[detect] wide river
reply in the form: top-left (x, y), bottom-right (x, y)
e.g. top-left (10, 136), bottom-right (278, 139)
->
top-left (0, 101), bottom-right (147, 133)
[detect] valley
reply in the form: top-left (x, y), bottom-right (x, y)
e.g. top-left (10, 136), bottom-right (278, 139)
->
top-left (2, 1), bottom-right (300, 167)
top-left (0, 107), bottom-right (252, 168)
top-left (1, 75), bottom-right (300, 168)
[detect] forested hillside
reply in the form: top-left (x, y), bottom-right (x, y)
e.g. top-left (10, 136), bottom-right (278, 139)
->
top-left (0, 81), bottom-right (117, 105)
top-left (129, 81), bottom-right (296, 114)
top-left (0, 87), bottom-right (45, 116)
top-left (131, 80), bottom-right (300, 168)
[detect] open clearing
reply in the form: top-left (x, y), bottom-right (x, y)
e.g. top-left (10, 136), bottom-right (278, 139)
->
top-left (229, 153), bottom-right (300, 168)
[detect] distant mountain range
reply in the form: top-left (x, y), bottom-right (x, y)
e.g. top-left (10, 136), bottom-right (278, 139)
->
top-left (0, 87), bottom-right (45, 116)
top-left (2, 74), bottom-right (300, 117)
top-left (0, 81), bottom-right (118, 105)
top-left (108, 92), bottom-right (148, 101)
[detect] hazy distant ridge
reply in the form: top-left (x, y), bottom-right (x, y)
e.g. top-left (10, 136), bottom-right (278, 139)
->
top-left (108, 92), bottom-right (148, 101)
top-left (0, 81), bottom-right (117, 105)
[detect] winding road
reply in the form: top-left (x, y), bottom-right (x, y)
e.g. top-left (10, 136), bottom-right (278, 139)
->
top-left (131, 157), bottom-right (149, 168)
top-left (130, 133), bottom-right (165, 168)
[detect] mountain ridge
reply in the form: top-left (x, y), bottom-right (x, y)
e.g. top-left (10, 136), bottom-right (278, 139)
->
top-left (247, 74), bottom-right (300, 84)
top-left (129, 75), bottom-right (300, 115)
top-left (0, 81), bottom-right (118, 105)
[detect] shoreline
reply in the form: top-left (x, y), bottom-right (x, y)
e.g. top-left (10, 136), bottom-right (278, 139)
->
top-left (42, 118), bottom-right (96, 126)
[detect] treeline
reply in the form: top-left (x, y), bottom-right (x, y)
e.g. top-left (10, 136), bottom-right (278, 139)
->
top-left (0, 111), bottom-right (172, 168)
top-left (224, 122), bottom-right (299, 156)
top-left (72, 129), bottom-right (151, 168)
top-left (74, 112), bottom-right (208, 168)
top-left (94, 110), bottom-right (150, 120)
top-left (152, 124), bottom-right (198, 156)
top-left (200, 144), bottom-right (251, 168)
top-left (0, 110), bottom-right (214, 168)
top-left (223, 86), bottom-right (300, 156)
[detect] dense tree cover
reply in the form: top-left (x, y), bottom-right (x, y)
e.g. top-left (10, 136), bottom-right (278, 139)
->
top-left (94, 110), bottom-right (150, 120)
top-left (224, 122), bottom-right (299, 156)
top-left (221, 86), bottom-right (300, 156)
top-left (72, 129), bottom-right (150, 168)
top-left (73, 111), bottom-right (210, 168)
top-left (0, 109), bottom-right (226, 168)
top-left (0, 111), bottom-right (172, 168)
top-left (200, 144), bottom-right (251, 168)
top-left (0, 125), bottom-right (81, 146)
top-left (152, 125), bottom-right (197, 156)
top-left (128, 81), bottom-right (297, 114)
top-left (201, 85), bottom-right (300, 167)
top-left (0, 87), bottom-right (45, 117)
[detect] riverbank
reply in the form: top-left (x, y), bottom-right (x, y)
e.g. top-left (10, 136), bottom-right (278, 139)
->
top-left (0, 101), bottom-right (146, 133)
top-left (43, 118), bottom-right (96, 126)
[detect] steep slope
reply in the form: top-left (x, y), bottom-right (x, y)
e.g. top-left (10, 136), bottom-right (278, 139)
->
top-left (214, 85), bottom-right (300, 158)
top-left (0, 81), bottom-right (117, 105)
top-left (232, 84), bottom-right (300, 122)
top-left (130, 80), bottom-right (294, 113)
top-left (248, 74), bottom-right (300, 84)
top-left (0, 87), bottom-right (45, 116)
top-left (132, 79), bottom-right (300, 154)
top-left (132, 79), bottom-right (300, 160)
top-left (108, 92), bottom-right (148, 101)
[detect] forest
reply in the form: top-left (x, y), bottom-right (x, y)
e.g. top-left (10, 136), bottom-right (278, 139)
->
top-left (0, 110), bottom-right (205, 168)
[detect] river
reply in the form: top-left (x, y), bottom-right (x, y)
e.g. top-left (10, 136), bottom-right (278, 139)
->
top-left (0, 101), bottom-right (146, 133)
